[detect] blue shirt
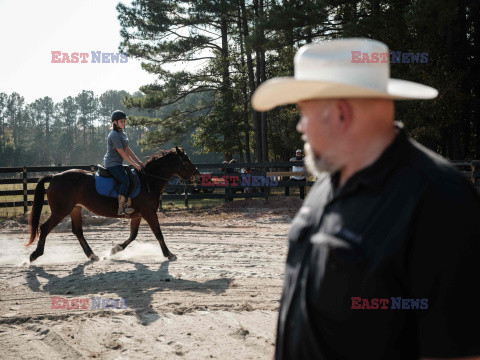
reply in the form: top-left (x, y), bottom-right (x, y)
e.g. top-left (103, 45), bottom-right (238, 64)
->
top-left (104, 130), bottom-right (128, 168)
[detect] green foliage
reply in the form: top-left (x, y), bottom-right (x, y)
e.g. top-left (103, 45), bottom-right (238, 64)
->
top-left (0, 90), bottom-right (145, 166)
top-left (0, 89), bottom-right (225, 167)
top-left (116, 0), bottom-right (479, 160)
top-left (2, 1), bottom-right (478, 164)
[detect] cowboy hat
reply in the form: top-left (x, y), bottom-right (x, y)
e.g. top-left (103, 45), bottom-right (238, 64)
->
top-left (251, 38), bottom-right (438, 111)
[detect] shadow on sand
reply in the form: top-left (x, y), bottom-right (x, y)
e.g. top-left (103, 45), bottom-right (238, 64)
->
top-left (26, 260), bottom-right (232, 325)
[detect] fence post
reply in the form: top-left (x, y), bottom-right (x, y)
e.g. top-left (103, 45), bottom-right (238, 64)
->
top-left (184, 184), bottom-right (189, 208)
top-left (300, 178), bottom-right (305, 200)
top-left (158, 195), bottom-right (163, 211)
top-left (471, 163), bottom-right (476, 185)
top-left (23, 166), bottom-right (28, 214)
top-left (224, 175), bottom-right (229, 203)
top-left (263, 163), bottom-right (269, 200)
top-left (285, 162), bottom-right (290, 196)
top-left (228, 174), bottom-right (233, 202)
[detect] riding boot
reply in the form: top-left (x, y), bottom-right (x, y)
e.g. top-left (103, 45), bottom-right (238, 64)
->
top-left (124, 197), bottom-right (135, 215)
top-left (118, 195), bottom-right (127, 215)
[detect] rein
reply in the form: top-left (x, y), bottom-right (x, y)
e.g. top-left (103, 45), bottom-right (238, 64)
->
top-left (140, 169), bottom-right (172, 194)
top-left (142, 171), bottom-right (171, 181)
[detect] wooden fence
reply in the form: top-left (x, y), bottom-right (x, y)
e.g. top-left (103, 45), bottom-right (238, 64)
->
top-left (1, 160), bottom-right (478, 214)
top-left (0, 161), bottom-right (315, 213)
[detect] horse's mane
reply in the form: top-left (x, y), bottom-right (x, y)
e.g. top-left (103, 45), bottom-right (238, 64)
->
top-left (145, 147), bottom-right (183, 166)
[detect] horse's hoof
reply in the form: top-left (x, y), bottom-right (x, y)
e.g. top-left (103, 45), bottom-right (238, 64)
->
top-left (89, 254), bottom-right (100, 262)
top-left (168, 253), bottom-right (177, 261)
top-left (20, 259), bottom-right (30, 267)
top-left (110, 244), bottom-right (123, 256)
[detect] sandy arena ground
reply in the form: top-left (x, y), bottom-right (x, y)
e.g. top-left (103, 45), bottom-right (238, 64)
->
top-left (0, 198), bottom-right (301, 359)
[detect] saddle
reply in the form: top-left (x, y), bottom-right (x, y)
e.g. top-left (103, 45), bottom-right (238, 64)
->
top-left (95, 164), bottom-right (141, 199)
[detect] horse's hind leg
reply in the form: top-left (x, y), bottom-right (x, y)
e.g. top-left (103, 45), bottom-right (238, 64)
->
top-left (110, 217), bottom-right (141, 255)
top-left (29, 214), bottom-right (65, 262)
top-left (71, 206), bottom-right (98, 261)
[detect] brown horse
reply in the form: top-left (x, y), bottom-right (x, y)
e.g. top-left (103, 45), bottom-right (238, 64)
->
top-left (26, 146), bottom-right (200, 263)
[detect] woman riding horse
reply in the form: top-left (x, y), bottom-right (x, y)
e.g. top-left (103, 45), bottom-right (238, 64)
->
top-left (26, 146), bottom-right (200, 263)
top-left (104, 110), bottom-right (144, 215)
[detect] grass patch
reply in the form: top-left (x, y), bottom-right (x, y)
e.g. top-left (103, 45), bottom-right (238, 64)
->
top-left (0, 183), bottom-right (44, 219)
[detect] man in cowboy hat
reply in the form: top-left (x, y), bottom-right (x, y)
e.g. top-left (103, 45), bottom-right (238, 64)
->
top-left (252, 38), bottom-right (480, 360)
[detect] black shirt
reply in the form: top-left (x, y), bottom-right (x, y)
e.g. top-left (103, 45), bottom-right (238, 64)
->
top-left (276, 126), bottom-right (480, 360)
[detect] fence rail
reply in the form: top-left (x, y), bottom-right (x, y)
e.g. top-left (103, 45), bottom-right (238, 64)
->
top-left (0, 162), bottom-right (315, 214)
top-left (1, 160), bottom-right (478, 214)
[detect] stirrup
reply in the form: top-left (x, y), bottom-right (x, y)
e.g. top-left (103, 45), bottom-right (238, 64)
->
top-left (124, 206), bottom-right (135, 215)
top-left (124, 197), bottom-right (134, 215)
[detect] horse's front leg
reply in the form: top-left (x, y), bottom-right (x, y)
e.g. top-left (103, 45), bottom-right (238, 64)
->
top-left (110, 216), bottom-right (142, 255)
top-left (142, 211), bottom-right (176, 261)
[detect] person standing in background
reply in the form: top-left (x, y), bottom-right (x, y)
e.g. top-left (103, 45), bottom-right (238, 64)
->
top-left (287, 149), bottom-right (306, 199)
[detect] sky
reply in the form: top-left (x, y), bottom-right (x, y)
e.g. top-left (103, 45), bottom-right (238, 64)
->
top-left (0, 0), bottom-right (157, 103)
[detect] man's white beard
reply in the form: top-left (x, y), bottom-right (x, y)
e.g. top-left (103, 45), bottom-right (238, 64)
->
top-left (304, 141), bottom-right (342, 177)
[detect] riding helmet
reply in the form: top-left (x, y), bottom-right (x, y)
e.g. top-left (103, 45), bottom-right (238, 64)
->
top-left (111, 110), bottom-right (127, 122)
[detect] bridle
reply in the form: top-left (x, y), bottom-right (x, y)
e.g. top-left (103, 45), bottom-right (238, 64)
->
top-left (141, 154), bottom-right (199, 193)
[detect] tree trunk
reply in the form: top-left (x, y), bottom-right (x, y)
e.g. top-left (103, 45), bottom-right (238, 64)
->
top-left (12, 113), bottom-right (17, 149)
top-left (236, 137), bottom-right (244, 162)
top-left (237, 0), bottom-right (251, 163)
top-left (259, 0), bottom-right (268, 161)
top-left (244, 0), bottom-right (263, 161)
top-left (220, 11), bottom-right (233, 160)
top-left (471, 0), bottom-right (480, 158)
top-left (254, 48), bottom-right (263, 161)
top-left (0, 115), bottom-right (4, 152)
top-left (456, 0), bottom-right (470, 158)
top-left (451, 126), bottom-right (461, 159)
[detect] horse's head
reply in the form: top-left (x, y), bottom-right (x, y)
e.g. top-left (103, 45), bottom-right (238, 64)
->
top-left (173, 146), bottom-right (201, 183)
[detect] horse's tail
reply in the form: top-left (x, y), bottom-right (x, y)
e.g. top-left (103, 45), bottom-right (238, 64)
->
top-left (26, 175), bottom-right (53, 247)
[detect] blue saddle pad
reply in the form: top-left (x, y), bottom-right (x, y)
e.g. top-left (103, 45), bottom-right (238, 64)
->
top-left (95, 170), bottom-right (141, 198)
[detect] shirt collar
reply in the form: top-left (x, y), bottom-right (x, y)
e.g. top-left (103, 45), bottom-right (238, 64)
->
top-left (330, 122), bottom-right (409, 199)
